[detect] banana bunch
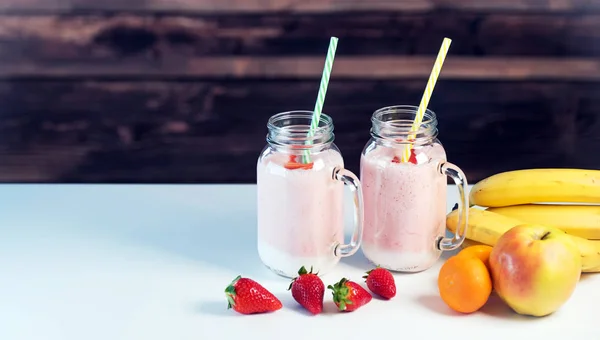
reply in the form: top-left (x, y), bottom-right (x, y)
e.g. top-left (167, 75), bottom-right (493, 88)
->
top-left (448, 168), bottom-right (600, 272)
top-left (447, 208), bottom-right (600, 272)
top-left (487, 205), bottom-right (600, 240)
top-left (469, 168), bottom-right (600, 208)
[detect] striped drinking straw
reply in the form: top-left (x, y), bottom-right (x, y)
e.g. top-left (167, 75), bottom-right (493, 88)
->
top-left (303, 37), bottom-right (339, 164)
top-left (400, 37), bottom-right (452, 162)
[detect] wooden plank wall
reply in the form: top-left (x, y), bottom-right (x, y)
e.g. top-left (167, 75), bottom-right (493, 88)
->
top-left (0, 0), bottom-right (598, 183)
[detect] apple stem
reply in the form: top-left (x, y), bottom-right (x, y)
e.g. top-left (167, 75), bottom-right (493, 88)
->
top-left (541, 231), bottom-right (551, 240)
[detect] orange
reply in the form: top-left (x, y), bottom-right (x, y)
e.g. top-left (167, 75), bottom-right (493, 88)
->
top-left (457, 244), bottom-right (493, 269)
top-left (437, 255), bottom-right (492, 314)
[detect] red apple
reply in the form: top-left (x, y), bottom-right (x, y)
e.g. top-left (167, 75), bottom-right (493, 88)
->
top-left (489, 224), bottom-right (581, 317)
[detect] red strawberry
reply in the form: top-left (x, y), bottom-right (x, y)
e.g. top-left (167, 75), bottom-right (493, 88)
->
top-left (288, 266), bottom-right (325, 315)
top-left (363, 267), bottom-right (396, 299)
top-left (408, 148), bottom-right (418, 164)
top-left (327, 278), bottom-right (372, 312)
top-left (225, 275), bottom-right (282, 314)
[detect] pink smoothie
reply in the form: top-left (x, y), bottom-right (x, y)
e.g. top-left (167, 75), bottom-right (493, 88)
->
top-left (360, 144), bottom-right (447, 272)
top-left (257, 149), bottom-right (344, 278)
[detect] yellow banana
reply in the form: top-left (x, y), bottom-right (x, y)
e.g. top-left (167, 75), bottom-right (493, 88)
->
top-left (583, 264), bottom-right (600, 273)
top-left (488, 204), bottom-right (600, 240)
top-left (446, 207), bottom-right (600, 272)
top-left (470, 168), bottom-right (600, 207)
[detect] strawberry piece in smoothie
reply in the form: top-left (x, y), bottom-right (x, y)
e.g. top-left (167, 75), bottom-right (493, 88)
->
top-left (284, 155), bottom-right (314, 170)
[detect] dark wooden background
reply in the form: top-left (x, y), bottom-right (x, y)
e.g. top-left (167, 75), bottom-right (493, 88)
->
top-left (0, 0), bottom-right (599, 183)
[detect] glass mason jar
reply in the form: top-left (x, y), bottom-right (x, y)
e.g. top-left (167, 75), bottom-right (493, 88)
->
top-left (256, 111), bottom-right (364, 278)
top-left (360, 105), bottom-right (468, 272)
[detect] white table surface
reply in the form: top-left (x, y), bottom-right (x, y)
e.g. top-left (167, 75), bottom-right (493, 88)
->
top-left (0, 184), bottom-right (597, 340)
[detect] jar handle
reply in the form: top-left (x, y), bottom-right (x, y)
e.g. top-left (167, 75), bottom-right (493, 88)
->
top-left (437, 162), bottom-right (469, 251)
top-left (332, 167), bottom-right (364, 257)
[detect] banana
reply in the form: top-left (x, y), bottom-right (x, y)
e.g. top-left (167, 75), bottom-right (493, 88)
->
top-left (469, 168), bottom-right (600, 207)
top-left (446, 207), bottom-right (600, 272)
top-left (584, 264), bottom-right (600, 273)
top-left (488, 204), bottom-right (600, 240)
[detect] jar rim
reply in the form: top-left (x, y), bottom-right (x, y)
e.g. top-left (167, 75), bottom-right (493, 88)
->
top-left (370, 105), bottom-right (438, 144)
top-left (372, 105), bottom-right (437, 131)
top-left (267, 110), bottom-right (334, 136)
top-left (266, 110), bottom-right (335, 148)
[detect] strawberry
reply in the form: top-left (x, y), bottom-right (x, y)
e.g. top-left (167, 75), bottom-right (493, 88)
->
top-left (363, 266), bottom-right (396, 299)
top-left (288, 266), bottom-right (325, 315)
top-left (225, 275), bottom-right (282, 314)
top-left (327, 278), bottom-right (372, 312)
top-left (408, 148), bottom-right (418, 164)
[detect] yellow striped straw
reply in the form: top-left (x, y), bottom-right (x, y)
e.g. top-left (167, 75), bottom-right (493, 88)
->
top-left (401, 37), bottom-right (452, 162)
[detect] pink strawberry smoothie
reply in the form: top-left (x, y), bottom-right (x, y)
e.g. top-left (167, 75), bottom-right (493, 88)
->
top-left (257, 149), bottom-right (345, 278)
top-left (360, 144), bottom-right (448, 272)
